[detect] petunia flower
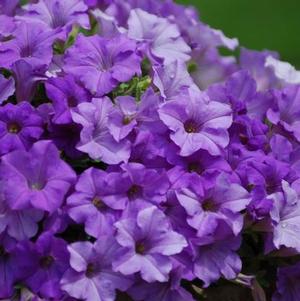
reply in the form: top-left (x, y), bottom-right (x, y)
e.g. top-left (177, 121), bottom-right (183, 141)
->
top-left (67, 168), bottom-right (126, 237)
top-left (64, 34), bottom-right (141, 96)
top-left (46, 74), bottom-right (91, 124)
top-left (71, 97), bottom-right (131, 164)
top-left (21, 0), bottom-right (90, 38)
top-left (267, 85), bottom-right (300, 142)
top-left (25, 232), bottom-right (69, 298)
top-left (176, 173), bottom-right (250, 238)
top-left (273, 262), bottom-right (300, 301)
top-left (269, 180), bottom-right (300, 252)
top-left (0, 21), bottom-right (59, 69)
top-left (113, 206), bottom-right (187, 282)
top-left (0, 74), bottom-right (15, 105)
top-left (0, 140), bottom-right (76, 213)
top-left (127, 8), bottom-right (191, 64)
top-left (0, 102), bottom-right (43, 155)
top-left (159, 88), bottom-right (232, 156)
top-left (61, 236), bottom-right (132, 301)
top-left (153, 60), bottom-right (196, 101)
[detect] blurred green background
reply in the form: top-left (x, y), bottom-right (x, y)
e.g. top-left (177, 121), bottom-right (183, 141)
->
top-left (176, 0), bottom-right (300, 68)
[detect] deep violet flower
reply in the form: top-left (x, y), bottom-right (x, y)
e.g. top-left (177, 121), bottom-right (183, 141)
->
top-left (0, 140), bottom-right (76, 213)
top-left (113, 206), bottom-right (187, 282)
top-left (273, 262), bottom-right (300, 301)
top-left (0, 102), bottom-right (43, 155)
top-left (61, 236), bottom-right (133, 301)
top-left (25, 232), bottom-right (69, 298)
top-left (71, 97), bottom-right (131, 164)
top-left (159, 88), bottom-right (232, 156)
top-left (128, 266), bottom-right (194, 301)
top-left (64, 34), bottom-right (142, 96)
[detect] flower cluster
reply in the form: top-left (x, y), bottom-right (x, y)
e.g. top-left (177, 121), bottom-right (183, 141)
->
top-left (0, 0), bottom-right (300, 300)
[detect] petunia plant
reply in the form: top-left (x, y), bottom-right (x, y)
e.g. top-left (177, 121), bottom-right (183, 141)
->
top-left (0, 0), bottom-right (300, 300)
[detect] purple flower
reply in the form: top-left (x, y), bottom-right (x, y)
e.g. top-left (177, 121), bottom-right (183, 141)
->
top-left (0, 235), bottom-right (20, 298)
top-left (61, 236), bottom-right (132, 301)
top-left (0, 15), bottom-right (15, 41)
top-left (267, 85), bottom-right (300, 142)
top-left (269, 181), bottom-right (300, 252)
top-left (127, 8), bottom-right (191, 63)
top-left (265, 56), bottom-right (300, 85)
top-left (128, 266), bottom-right (194, 301)
top-left (0, 189), bottom-right (43, 241)
top-left (71, 97), bottom-right (131, 164)
top-left (0, 234), bottom-right (35, 298)
top-left (46, 74), bottom-right (91, 124)
top-left (153, 60), bottom-right (195, 100)
top-left (67, 168), bottom-right (126, 237)
top-left (22, 0), bottom-right (90, 37)
top-left (0, 140), bottom-right (76, 213)
top-left (0, 21), bottom-right (59, 68)
top-left (108, 89), bottom-right (162, 142)
top-left (192, 234), bottom-right (242, 287)
top-left (0, 0), bottom-right (18, 16)
top-left (176, 174), bottom-right (250, 237)
top-left (273, 262), bottom-right (300, 301)
top-left (64, 34), bottom-right (141, 96)
top-left (113, 206), bottom-right (187, 282)
top-left (48, 122), bottom-right (83, 159)
top-left (0, 74), bottom-right (15, 105)
top-left (0, 102), bottom-right (43, 155)
top-left (112, 163), bottom-right (170, 213)
top-left (190, 48), bottom-right (237, 90)
top-left (12, 59), bottom-right (48, 102)
top-left (25, 232), bottom-right (69, 298)
top-left (159, 88), bottom-right (232, 156)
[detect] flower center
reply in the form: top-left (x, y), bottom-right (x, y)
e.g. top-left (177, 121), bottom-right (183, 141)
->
top-left (30, 183), bottom-right (44, 191)
top-left (85, 263), bottom-right (99, 278)
top-left (187, 162), bottom-right (204, 174)
top-left (0, 245), bottom-right (8, 259)
top-left (92, 197), bottom-right (107, 211)
top-left (202, 198), bottom-right (218, 212)
top-left (7, 122), bottom-right (21, 134)
top-left (67, 96), bottom-right (78, 108)
top-left (127, 185), bottom-right (142, 199)
top-left (123, 115), bottom-right (133, 125)
top-left (135, 242), bottom-right (146, 255)
top-left (39, 255), bottom-right (54, 269)
top-left (239, 134), bottom-right (249, 145)
top-left (184, 119), bottom-right (199, 133)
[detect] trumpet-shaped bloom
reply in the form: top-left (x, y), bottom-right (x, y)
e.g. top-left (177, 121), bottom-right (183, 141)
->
top-left (72, 97), bottom-right (131, 164)
top-left (159, 88), bottom-right (232, 156)
top-left (0, 141), bottom-right (76, 213)
top-left (113, 206), bottom-right (187, 282)
top-left (64, 34), bottom-right (141, 96)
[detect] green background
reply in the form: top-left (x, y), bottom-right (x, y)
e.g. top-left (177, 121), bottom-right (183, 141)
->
top-left (176, 0), bottom-right (300, 68)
